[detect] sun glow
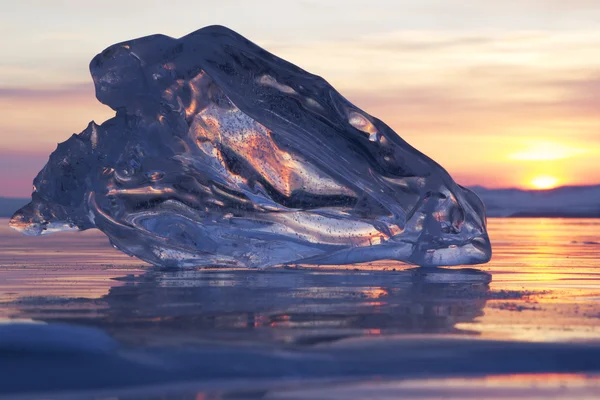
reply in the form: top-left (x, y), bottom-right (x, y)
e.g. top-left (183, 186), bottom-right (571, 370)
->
top-left (509, 142), bottom-right (588, 161)
top-left (530, 175), bottom-right (559, 190)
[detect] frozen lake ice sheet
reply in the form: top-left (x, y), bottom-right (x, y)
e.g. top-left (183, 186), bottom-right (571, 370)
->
top-left (1, 218), bottom-right (600, 398)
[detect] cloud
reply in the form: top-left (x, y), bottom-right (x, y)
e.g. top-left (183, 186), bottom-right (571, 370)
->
top-left (0, 82), bottom-right (113, 153)
top-left (0, 83), bottom-right (93, 99)
top-left (526, 0), bottom-right (600, 10)
top-left (546, 75), bottom-right (600, 115)
top-left (267, 30), bottom-right (599, 147)
top-left (345, 72), bottom-right (600, 126)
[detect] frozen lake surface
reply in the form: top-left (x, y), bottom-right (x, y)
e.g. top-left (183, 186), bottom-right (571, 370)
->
top-left (1, 218), bottom-right (599, 399)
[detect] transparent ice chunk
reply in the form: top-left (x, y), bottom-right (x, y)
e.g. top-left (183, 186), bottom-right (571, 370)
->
top-left (9, 26), bottom-right (491, 268)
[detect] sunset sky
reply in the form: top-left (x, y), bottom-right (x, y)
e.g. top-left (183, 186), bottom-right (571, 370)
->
top-left (1, 0), bottom-right (599, 197)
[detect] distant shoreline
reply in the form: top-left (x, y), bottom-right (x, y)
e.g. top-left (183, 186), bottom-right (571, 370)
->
top-left (505, 213), bottom-right (600, 218)
top-left (0, 198), bottom-right (28, 218)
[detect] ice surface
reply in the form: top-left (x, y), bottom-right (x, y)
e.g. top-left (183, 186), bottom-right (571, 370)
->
top-left (9, 25), bottom-right (491, 268)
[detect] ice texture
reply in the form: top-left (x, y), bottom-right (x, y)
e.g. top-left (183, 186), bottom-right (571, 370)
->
top-left (9, 26), bottom-right (491, 268)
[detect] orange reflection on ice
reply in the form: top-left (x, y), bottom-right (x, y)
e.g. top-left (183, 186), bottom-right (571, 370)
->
top-left (362, 287), bottom-right (388, 299)
top-left (429, 373), bottom-right (600, 388)
top-left (269, 314), bottom-right (291, 327)
top-left (465, 218), bottom-right (600, 342)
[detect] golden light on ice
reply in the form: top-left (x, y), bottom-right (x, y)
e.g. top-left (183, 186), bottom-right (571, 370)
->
top-left (530, 175), bottom-right (560, 190)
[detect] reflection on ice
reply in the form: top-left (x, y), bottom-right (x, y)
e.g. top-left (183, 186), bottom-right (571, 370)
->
top-left (8, 267), bottom-right (490, 345)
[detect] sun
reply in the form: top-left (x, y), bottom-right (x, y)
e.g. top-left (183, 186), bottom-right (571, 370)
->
top-left (530, 175), bottom-right (559, 190)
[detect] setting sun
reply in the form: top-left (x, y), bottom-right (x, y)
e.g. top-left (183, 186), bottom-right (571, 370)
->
top-left (530, 175), bottom-right (560, 190)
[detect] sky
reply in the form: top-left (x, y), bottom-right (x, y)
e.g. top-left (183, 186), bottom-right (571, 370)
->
top-left (1, 0), bottom-right (599, 197)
